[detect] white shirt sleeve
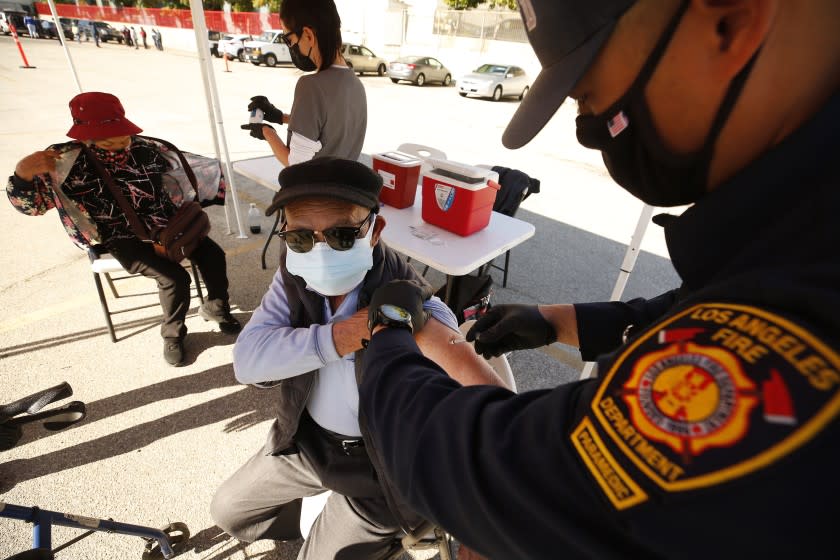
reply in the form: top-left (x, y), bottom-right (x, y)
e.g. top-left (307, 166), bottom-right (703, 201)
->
top-left (233, 267), bottom-right (341, 385)
top-left (424, 296), bottom-right (459, 332)
top-left (287, 131), bottom-right (323, 166)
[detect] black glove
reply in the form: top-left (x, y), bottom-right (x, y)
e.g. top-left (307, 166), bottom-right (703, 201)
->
top-left (466, 304), bottom-right (557, 359)
top-left (240, 122), bottom-right (274, 141)
top-left (368, 279), bottom-right (434, 334)
top-left (247, 95), bottom-right (284, 124)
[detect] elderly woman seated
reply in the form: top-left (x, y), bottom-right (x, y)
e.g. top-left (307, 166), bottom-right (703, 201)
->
top-left (7, 92), bottom-right (240, 366)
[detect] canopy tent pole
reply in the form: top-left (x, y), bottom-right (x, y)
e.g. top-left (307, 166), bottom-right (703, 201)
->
top-left (578, 203), bottom-right (655, 380)
top-left (188, 6), bottom-right (232, 234)
top-left (188, 0), bottom-right (248, 239)
top-left (45, 0), bottom-right (82, 92)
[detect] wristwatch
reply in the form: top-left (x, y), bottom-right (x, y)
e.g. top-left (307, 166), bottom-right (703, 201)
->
top-left (368, 303), bottom-right (414, 333)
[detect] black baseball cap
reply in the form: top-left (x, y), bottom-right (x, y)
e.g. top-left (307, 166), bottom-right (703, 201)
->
top-left (502, 0), bottom-right (636, 149)
top-left (266, 157), bottom-right (383, 216)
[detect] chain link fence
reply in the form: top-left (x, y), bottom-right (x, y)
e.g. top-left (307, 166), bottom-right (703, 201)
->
top-left (388, 8), bottom-right (535, 78)
top-left (432, 9), bottom-right (528, 43)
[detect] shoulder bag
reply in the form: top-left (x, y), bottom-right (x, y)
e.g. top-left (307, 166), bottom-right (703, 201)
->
top-left (83, 139), bottom-right (211, 262)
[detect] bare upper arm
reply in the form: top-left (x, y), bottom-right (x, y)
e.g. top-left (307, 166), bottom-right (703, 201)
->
top-left (415, 318), bottom-right (509, 389)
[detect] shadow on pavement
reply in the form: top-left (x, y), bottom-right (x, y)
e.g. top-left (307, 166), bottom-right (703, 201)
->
top-left (0, 316), bottom-right (159, 359)
top-left (0, 364), bottom-right (276, 493)
top-left (185, 525), bottom-right (303, 560)
top-left (0, 298), bottom-right (242, 361)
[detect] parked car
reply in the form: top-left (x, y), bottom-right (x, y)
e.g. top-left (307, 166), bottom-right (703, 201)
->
top-left (59, 17), bottom-right (77, 38)
top-left (458, 64), bottom-right (530, 101)
top-left (208, 29), bottom-right (221, 57)
top-left (243, 30), bottom-right (292, 67)
top-left (37, 19), bottom-right (60, 39)
top-left (388, 56), bottom-right (452, 87)
top-left (218, 33), bottom-right (252, 62)
top-left (2, 12), bottom-right (28, 36)
top-left (94, 21), bottom-right (123, 43)
top-left (341, 43), bottom-right (387, 76)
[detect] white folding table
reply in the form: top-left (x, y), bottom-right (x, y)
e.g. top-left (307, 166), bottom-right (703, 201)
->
top-left (232, 156), bottom-right (536, 302)
top-left (377, 190), bottom-right (535, 302)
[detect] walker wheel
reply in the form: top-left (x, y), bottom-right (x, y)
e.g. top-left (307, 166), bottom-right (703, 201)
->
top-left (142, 522), bottom-right (190, 559)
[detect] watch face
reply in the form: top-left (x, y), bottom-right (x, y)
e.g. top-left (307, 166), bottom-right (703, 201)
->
top-left (381, 304), bottom-right (411, 323)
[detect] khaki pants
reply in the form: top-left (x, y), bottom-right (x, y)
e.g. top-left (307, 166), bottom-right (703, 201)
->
top-left (211, 412), bottom-right (414, 559)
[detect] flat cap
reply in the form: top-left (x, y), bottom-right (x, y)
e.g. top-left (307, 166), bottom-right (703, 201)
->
top-left (265, 157), bottom-right (383, 216)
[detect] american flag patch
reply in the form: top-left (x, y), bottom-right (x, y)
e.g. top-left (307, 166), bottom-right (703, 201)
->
top-left (607, 111), bottom-right (630, 138)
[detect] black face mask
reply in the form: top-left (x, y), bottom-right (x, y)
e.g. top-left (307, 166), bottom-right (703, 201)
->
top-left (289, 36), bottom-right (317, 72)
top-left (575, 1), bottom-right (760, 207)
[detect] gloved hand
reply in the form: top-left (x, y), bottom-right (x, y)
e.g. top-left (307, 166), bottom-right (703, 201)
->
top-left (240, 122), bottom-right (274, 141)
top-left (247, 95), bottom-right (284, 124)
top-left (368, 279), bottom-right (434, 334)
top-left (466, 304), bottom-right (557, 359)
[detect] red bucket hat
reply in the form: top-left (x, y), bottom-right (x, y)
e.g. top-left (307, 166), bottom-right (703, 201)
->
top-left (66, 92), bottom-right (143, 140)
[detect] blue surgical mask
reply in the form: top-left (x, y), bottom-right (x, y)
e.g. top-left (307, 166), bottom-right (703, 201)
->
top-left (285, 216), bottom-right (375, 296)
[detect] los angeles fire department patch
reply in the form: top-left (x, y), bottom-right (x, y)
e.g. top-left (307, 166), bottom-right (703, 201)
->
top-left (572, 302), bottom-right (840, 509)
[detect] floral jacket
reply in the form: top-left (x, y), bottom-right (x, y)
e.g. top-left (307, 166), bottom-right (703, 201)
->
top-left (6, 136), bottom-right (226, 250)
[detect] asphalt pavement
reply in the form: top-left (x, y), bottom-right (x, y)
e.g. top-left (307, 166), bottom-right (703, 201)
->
top-left (0, 36), bottom-right (680, 559)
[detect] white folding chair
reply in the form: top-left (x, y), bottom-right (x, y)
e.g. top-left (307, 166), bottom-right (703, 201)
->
top-left (88, 246), bottom-right (204, 343)
top-left (298, 491), bottom-right (454, 558)
top-left (395, 143), bottom-right (447, 161)
top-left (396, 143), bottom-right (447, 176)
top-left (299, 491), bottom-right (331, 539)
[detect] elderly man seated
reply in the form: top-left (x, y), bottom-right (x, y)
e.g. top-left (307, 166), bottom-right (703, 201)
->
top-left (211, 158), bottom-right (503, 559)
top-left (7, 92), bottom-right (240, 366)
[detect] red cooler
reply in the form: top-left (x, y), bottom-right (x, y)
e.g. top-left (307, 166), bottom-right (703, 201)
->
top-left (372, 151), bottom-right (422, 209)
top-left (421, 160), bottom-right (500, 236)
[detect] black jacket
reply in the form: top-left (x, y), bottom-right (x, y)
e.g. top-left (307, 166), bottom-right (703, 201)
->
top-left (359, 93), bottom-right (840, 559)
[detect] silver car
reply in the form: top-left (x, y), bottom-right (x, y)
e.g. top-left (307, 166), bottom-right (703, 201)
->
top-left (458, 64), bottom-right (530, 101)
top-left (341, 44), bottom-right (388, 76)
top-left (388, 56), bottom-right (452, 87)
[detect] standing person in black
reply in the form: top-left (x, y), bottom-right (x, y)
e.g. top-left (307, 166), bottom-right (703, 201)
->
top-left (8, 92), bottom-right (241, 366)
top-left (357, 0), bottom-right (840, 558)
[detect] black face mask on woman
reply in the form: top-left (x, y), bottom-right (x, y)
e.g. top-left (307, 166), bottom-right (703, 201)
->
top-left (289, 32), bottom-right (317, 72)
top-left (575, 1), bottom-right (760, 207)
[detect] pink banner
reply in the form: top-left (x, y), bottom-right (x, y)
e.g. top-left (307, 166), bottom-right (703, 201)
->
top-left (34, 3), bottom-right (280, 35)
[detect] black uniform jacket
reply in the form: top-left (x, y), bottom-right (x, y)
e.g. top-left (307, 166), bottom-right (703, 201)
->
top-left (359, 93), bottom-right (840, 559)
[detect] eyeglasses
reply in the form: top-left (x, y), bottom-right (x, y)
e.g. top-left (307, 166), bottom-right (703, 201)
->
top-left (278, 212), bottom-right (374, 253)
top-left (281, 30), bottom-right (299, 49)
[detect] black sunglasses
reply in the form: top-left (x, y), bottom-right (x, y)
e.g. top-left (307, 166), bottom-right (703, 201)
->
top-left (278, 211), bottom-right (374, 253)
top-left (281, 30), bottom-right (300, 48)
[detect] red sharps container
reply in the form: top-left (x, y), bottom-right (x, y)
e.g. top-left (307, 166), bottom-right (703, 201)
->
top-left (372, 151), bottom-right (422, 209)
